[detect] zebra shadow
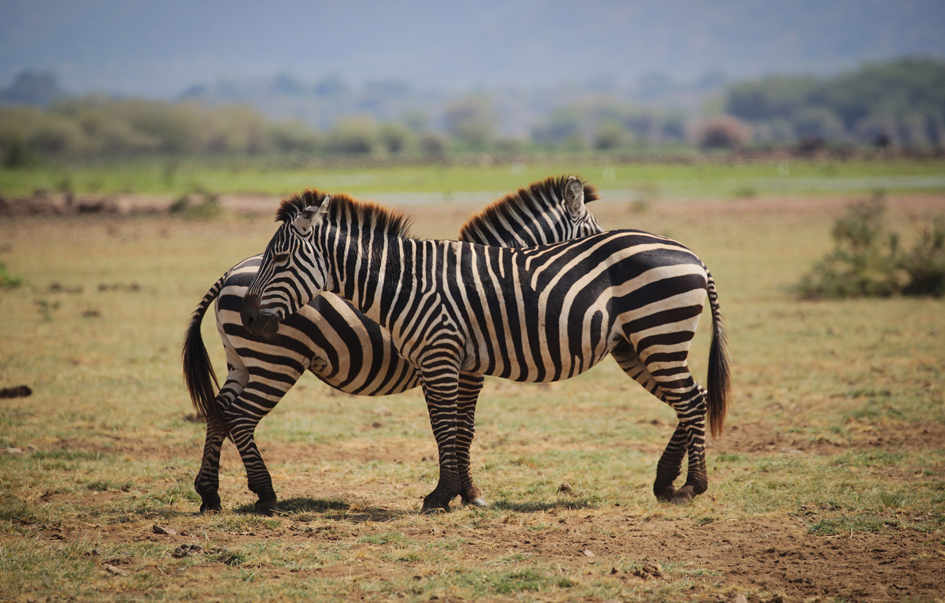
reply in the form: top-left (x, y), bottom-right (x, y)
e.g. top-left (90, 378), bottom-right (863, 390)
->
top-left (490, 499), bottom-right (600, 513)
top-left (233, 497), bottom-right (409, 522)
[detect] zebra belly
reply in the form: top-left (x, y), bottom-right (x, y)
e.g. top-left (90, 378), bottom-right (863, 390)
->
top-left (216, 276), bottom-right (419, 398)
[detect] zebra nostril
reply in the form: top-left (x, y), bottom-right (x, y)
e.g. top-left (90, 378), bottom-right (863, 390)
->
top-left (241, 297), bottom-right (261, 329)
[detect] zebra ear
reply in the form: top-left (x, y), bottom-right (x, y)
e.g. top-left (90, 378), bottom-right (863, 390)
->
top-left (564, 176), bottom-right (585, 215)
top-left (293, 195), bottom-right (330, 235)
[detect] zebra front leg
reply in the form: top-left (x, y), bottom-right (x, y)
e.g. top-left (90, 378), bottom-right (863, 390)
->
top-left (419, 360), bottom-right (463, 514)
top-left (195, 424), bottom-right (226, 513)
top-left (456, 373), bottom-right (487, 507)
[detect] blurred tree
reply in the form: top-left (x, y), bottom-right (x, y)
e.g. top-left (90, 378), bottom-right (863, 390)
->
top-left (691, 115), bottom-right (752, 149)
top-left (593, 120), bottom-right (631, 150)
top-left (532, 107), bottom-right (583, 144)
top-left (326, 116), bottom-right (377, 154)
top-left (378, 122), bottom-right (413, 154)
top-left (268, 120), bottom-right (321, 154)
top-left (792, 107), bottom-right (846, 141)
top-left (419, 132), bottom-right (448, 159)
top-left (445, 96), bottom-right (496, 149)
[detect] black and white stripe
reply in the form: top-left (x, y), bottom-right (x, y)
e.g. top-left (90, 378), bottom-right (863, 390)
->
top-left (241, 190), bottom-right (730, 512)
top-left (183, 176), bottom-right (602, 514)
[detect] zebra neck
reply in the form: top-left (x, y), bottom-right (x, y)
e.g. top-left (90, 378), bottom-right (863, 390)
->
top-left (325, 234), bottom-right (431, 331)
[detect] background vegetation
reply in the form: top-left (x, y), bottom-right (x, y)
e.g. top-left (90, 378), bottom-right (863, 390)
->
top-left (2, 57), bottom-right (945, 169)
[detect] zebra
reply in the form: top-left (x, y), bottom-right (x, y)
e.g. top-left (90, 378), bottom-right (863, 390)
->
top-left (183, 175), bottom-right (604, 514)
top-left (240, 190), bottom-right (731, 512)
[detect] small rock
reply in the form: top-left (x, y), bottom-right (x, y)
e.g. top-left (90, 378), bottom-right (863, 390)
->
top-left (583, 549), bottom-right (595, 557)
top-left (171, 544), bottom-right (202, 558)
top-left (103, 564), bottom-right (126, 576)
top-left (0, 385), bottom-right (32, 399)
top-left (727, 593), bottom-right (748, 603)
top-left (4, 447), bottom-right (23, 455)
top-left (152, 525), bottom-right (177, 536)
top-left (632, 561), bottom-right (663, 580)
top-left (643, 561), bottom-right (662, 577)
top-left (558, 483), bottom-right (572, 493)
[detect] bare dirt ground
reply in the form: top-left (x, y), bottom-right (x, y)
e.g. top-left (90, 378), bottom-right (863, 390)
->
top-left (26, 423), bottom-right (944, 602)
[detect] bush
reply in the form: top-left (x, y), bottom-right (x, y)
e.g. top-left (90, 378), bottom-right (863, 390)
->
top-left (0, 262), bottom-right (23, 288)
top-left (900, 216), bottom-right (945, 297)
top-left (444, 96), bottom-right (496, 149)
top-left (593, 120), bottom-right (631, 150)
top-left (325, 116), bottom-right (377, 155)
top-left (798, 197), bottom-right (945, 299)
top-left (691, 115), bottom-right (752, 149)
top-left (377, 122), bottom-right (412, 154)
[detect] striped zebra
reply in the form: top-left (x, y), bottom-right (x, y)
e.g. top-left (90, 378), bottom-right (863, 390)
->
top-left (240, 190), bottom-right (731, 512)
top-left (183, 175), bottom-right (603, 514)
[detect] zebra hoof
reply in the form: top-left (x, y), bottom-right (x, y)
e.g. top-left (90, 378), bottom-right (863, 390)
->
top-left (464, 497), bottom-right (489, 508)
top-left (654, 487), bottom-right (676, 503)
top-left (421, 495), bottom-right (451, 515)
top-left (199, 494), bottom-right (222, 514)
top-left (671, 489), bottom-right (694, 506)
top-left (255, 501), bottom-right (277, 516)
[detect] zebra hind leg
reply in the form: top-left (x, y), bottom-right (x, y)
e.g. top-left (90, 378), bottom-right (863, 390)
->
top-left (612, 341), bottom-right (708, 503)
top-left (456, 373), bottom-right (487, 507)
top-left (193, 377), bottom-right (243, 513)
top-left (224, 377), bottom-right (298, 516)
top-left (656, 388), bottom-right (709, 504)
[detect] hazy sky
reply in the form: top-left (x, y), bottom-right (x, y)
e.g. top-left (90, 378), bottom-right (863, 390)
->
top-left (2, 0), bottom-right (944, 97)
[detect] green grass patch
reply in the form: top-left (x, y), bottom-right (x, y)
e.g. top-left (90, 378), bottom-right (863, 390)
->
top-left (1, 157), bottom-right (944, 198)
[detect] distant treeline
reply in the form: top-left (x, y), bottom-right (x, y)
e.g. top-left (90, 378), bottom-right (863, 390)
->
top-left (1, 57), bottom-right (943, 166)
top-left (725, 57), bottom-right (945, 147)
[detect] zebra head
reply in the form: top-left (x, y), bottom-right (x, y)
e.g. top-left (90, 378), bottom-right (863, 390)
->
top-left (458, 175), bottom-right (602, 247)
top-left (560, 175), bottom-right (603, 240)
top-left (241, 193), bottom-right (332, 337)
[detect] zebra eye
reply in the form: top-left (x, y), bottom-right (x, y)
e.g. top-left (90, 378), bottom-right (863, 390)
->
top-left (272, 251), bottom-right (290, 264)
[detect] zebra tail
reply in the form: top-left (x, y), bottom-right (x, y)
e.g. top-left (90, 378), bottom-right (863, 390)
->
top-left (706, 269), bottom-right (731, 439)
top-left (182, 276), bottom-right (229, 438)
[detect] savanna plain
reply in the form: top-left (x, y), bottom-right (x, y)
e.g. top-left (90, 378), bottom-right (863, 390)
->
top-left (1, 162), bottom-right (944, 602)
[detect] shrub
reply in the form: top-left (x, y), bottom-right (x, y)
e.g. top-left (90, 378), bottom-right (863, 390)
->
top-left (798, 197), bottom-right (945, 299)
top-left (444, 96), bottom-right (496, 150)
top-left (0, 262), bottom-right (23, 288)
top-left (418, 133), bottom-right (448, 159)
top-left (325, 116), bottom-right (377, 155)
top-left (377, 122), bottom-right (412, 154)
top-left (900, 216), bottom-right (945, 297)
top-left (593, 120), bottom-right (631, 150)
top-left (691, 115), bottom-right (753, 149)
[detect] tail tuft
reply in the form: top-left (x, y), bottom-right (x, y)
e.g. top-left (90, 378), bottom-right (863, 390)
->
top-left (182, 278), bottom-right (229, 437)
top-left (705, 270), bottom-right (731, 439)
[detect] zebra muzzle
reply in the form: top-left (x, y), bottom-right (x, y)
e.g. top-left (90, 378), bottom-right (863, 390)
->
top-left (241, 294), bottom-right (281, 337)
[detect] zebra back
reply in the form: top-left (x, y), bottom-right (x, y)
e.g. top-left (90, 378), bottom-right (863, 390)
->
top-left (459, 175), bottom-right (601, 247)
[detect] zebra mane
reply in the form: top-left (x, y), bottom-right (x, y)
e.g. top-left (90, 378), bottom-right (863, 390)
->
top-left (458, 175), bottom-right (598, 243)
top-left (276, 189), bottom-right (414, 238)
